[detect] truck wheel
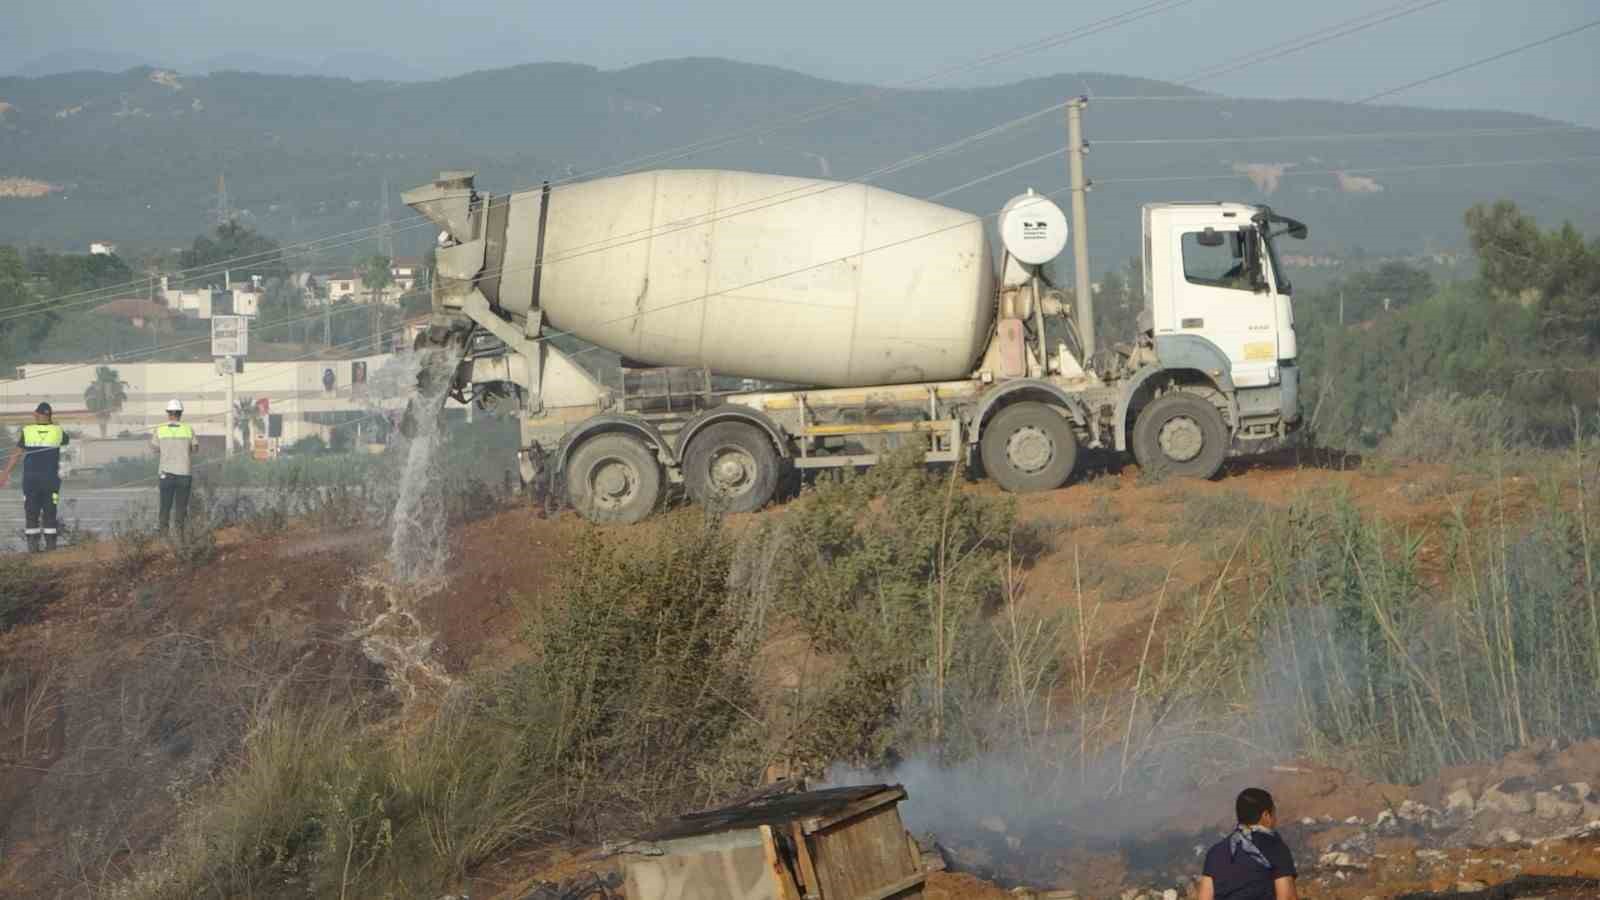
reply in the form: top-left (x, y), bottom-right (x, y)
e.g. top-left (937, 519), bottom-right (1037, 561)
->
top-left (980, 401), bottom-right (1079, 493)
top-left (1132, 393), bottom-right (1228, 479)
top-left (683, 422), bottom-right (782, 514)
top-left (565, 433), bottom-right (663, 524)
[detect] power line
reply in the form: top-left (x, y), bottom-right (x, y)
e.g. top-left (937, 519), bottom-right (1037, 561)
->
top-left (1092, 125), bottom-right (1596, 146)
top-left (1095, 154), bottom-right (1600, 186)
top-left (1357, 16), bottom-right (1600, 104)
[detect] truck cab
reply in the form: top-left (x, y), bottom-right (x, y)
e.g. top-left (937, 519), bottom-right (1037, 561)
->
top-left (1134, 202), bottom-right (1305, 447)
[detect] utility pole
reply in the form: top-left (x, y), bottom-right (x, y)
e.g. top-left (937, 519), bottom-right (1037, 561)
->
top-left (215, 174), bottom-right (232, 228)
top-left (378, 176), bottom-right (394, 262)
top-left (1066, 97), bottom-right (1094, 361)
top-left (225, 360), bottom-right (236, 458)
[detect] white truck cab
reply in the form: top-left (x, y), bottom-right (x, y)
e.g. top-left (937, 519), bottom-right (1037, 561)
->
top-left (1138, 202), bottom-right (1306, 445)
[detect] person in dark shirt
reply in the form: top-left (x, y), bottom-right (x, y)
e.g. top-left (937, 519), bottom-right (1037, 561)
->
top-left (0, 402), bottom-right (71, 552)
top-left (1198, 787), bottom-right (1298, 900)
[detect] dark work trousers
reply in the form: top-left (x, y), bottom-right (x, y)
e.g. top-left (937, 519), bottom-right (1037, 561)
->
top-left (23, 480), bottom-right (59, 551)
top-left (159, 473), bottom-right (193, 533)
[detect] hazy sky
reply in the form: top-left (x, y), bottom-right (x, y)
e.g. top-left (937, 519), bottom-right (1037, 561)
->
top-left (8, 0), bottom-right (1600, 125)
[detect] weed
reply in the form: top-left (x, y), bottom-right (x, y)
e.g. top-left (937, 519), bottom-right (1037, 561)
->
top-left (1081, 494), bottom-right (1122, 528)
top-left (109, 508), bottom-right (161, 578)
top-left (1379, 390), bottom-right (1519, 465)
top-left (0, 557), bottom-right (55, 631)
top-left (1165, 489), bottom-right (1265, 544)
top-left (1102, 525), bottom-right (1141, 546)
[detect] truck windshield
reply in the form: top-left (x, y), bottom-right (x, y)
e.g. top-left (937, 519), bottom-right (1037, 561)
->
top-left (1261, 228), bottom-right (1291, 295)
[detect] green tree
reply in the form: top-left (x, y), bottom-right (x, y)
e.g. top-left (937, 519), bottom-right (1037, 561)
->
top-left (83, 365), bottom-right (129, 438)
top-left (40, 251), bottom-right (134, 297)
top-left (360, 255), bottom-right (393, 306)
top-left (1465, 200), bottom-right (1600, 352)
top-left (233, 396), bottom-right (263, 450)
top-left (178, 221), bottom-right (288, 287)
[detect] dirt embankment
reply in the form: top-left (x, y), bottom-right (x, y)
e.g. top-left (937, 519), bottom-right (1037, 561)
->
top-left (0, 452), bottom-right (1571, 898)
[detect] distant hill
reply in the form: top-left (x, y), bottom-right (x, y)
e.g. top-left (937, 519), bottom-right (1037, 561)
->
top-left (0, 58), bottom-right (1595, 270)
top-left (9, 49), bottom-right (154, 78)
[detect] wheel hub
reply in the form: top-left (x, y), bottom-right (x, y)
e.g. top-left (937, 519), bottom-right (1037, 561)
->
top-left (590, 460), bottom-right (636, 506)
top-left (709, 447), bottom-right (756, 495)
top-left (1006, 426), bottom-right (1054, 473)
top-left (1157, 416), bottom-right (1205, 462)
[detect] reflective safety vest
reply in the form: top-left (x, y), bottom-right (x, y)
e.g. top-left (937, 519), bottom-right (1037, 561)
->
top-left (21, 424), bottom-right (65, 447)
top-left (157, 423), bottom-right (195, 440)
top-left (20, 422), bottom-right (66, 484)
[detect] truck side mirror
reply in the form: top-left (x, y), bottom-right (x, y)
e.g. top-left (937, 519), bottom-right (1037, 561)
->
top-left (1196, 228), bottom-right (1225, 248)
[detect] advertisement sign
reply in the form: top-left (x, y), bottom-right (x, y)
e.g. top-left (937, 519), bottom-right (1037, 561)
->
top-left (211, 315), bottom-right (249, 357)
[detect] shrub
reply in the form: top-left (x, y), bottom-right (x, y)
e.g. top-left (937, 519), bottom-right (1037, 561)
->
top-left (488, 511), bottom-right (763, 836)
top-left (759, 451), bottom-right (1031, 769)
top-left (0, 557), bottom-right (54, 631)
top-left (1378, 390), bottom-right (1520, 464)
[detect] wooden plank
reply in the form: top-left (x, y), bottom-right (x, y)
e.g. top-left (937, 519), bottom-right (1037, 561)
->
top-left (790, 822), bottom-right (822, 900)
top-left (800, 787), bottom-right (907, 835)
top-left (854, 871), bottom-right (927, 900)
top-left (760, 824), bottom-right (802, 900)
top-left (809, 804), bottom-right (922, 900)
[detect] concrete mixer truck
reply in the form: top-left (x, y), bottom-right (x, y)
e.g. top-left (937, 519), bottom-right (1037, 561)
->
top-left (402, 167), bottom-right (1307, 523)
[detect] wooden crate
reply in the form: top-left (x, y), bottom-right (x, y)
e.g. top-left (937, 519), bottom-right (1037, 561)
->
top-left (621, 783), bottom-right (924, 900)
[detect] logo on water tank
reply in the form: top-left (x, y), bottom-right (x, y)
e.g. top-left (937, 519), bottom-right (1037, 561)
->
top-left (1022, 221), bottom-right (1050, 239)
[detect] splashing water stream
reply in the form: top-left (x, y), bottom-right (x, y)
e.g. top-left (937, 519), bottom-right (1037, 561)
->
top-left (339, 347), bottom-right (465, 697)
top-left (385, 347), bottom-right (463, 588)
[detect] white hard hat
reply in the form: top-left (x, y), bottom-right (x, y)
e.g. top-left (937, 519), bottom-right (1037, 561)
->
top-left (166, 398), bottom-right (184, 413)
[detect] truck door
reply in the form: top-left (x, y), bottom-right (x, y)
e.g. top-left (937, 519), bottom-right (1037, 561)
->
top-left (1169, 226), bottom-right (1278, 388)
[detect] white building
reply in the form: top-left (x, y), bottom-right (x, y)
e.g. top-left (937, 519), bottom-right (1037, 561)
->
top-left (89, 241), bottom-right (118, 256)
top-left (229, 285), bottom-right (262, 317)
top-left (0, 353), bottom-right (413, 453)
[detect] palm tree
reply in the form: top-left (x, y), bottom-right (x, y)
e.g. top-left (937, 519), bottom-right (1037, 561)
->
top-left (233, 396), bottom-right (262, 450)
top-left (83, 366), bottom-right (129, 438)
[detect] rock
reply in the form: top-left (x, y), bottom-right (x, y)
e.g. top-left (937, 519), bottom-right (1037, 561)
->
top-left (1300, 816), bottom-right (1318, 827)
top-left (978, 815), bottom-right (1008, 834)
top-left (1162, 891), bottom-right (1178, 900)
top-left (1480, 780), bottom-right (1535, 815)
top-left (1344, 815), bottom-right (1365, 826)
top-left (1455, 881), bottom-right (1489, 892)
top-left (1319, 851), bottom-right (1369, 871)
top-left (1535, 791), bottom-right (1582, 820)
top-left (1446, 788), bottom-right (1477, 816)
top-left (1489, 827), bottom-right (1524, 845)
top-left (1416, 849), bottom-right (1449, 863)
top-left (1571, 782), bottom-right (1594, 803)
top-left (1375, 810), bottom-right (1400, 835)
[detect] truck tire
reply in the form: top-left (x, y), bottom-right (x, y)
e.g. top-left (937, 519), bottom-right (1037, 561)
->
top-left (682, 422), bottom-right (782, 514)
top-left (1132, 393), bottom-right (1228, 479)
top-left (979, 401), bottom-right (1079, 493)
top-left (565, 433), bottom-right (663, 524)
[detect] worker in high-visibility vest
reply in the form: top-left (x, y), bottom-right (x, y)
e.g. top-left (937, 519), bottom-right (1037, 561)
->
top-left (154, 399), bottom-right (199, 533)
top-left (0, 402), bottom-right (71, 552)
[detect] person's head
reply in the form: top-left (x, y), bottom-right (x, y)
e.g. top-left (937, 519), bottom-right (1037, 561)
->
top-left (1236, 787), bottom-right (1277, 829)
top-left (166, 398), bottom-right (184, 421)
top-left (33, 401), bottom-right (52, 424)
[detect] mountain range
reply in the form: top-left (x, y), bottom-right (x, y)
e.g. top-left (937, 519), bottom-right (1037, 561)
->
top-left (1, 58), bottom-right (1596, 271)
